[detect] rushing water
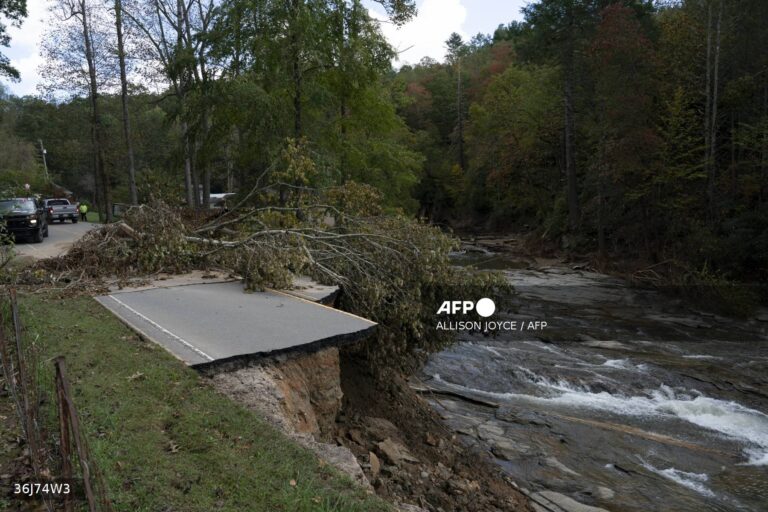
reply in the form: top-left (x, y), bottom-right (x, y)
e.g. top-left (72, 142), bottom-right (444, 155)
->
top-left (419, 248), bottom-right (768, 512)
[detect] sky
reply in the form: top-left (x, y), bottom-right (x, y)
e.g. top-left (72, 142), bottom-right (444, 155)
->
top-left (1, 0), bottom-right (528, 97)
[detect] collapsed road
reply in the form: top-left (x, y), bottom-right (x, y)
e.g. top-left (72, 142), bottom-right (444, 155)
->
top-left (96, 277), bottom-right (376, 369)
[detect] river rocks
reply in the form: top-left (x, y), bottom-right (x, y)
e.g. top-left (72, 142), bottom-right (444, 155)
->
top-left (435, 462), bottom-right (453, 480)
top-left (306, 437), bottom-right (370, 488)
top-left (644, 314), bottom-right (712, 329)
top-left (531, 491), bottom-right (610, 512)
top-left (496, 408), bottom-right (550, 427)
top-left (477, 421), bottom-right (506, 440)
top-left (595, 486), bottom-right (614, 500)
top-left (490, 439), bottom-right (521, 461)
top-left (447, 477), bottom-right (481, 495)
top-left (544, 457), bottom-right (581, 476)
top-left (581, 339), bottom-right (629, 350)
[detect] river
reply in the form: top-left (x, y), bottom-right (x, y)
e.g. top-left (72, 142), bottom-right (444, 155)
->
top-left (418, 243), bottom-right (768, 512)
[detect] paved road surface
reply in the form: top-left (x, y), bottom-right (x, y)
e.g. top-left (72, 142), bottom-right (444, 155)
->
top-left (14, 220), bottom-right (93, 260)
top-left (97, 281), bottom-right (376, 367)
top-left (11, 219), bottom-right (376, 365)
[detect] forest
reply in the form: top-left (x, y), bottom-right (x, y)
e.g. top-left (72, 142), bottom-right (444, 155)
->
top-left (1, 0), bottom-right (767, 287)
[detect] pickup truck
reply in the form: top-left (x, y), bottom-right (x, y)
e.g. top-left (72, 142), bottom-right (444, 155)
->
top-left (44, 198), bottom-right (80, 223)
top-left (0, 197), bottom-right (49, 243)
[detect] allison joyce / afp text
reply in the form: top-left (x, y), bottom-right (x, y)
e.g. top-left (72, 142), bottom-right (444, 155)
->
top-left (435, 298), bottom-right (548, 333)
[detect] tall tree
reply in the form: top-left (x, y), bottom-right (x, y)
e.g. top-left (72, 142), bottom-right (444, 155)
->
top-left (587, 4), bottom-right (659, 255)
top-left (446, 32), bottom-right (467, 171)
top-left (114, 0), bottom-right (137, 204)
top-left (44, 0), bottom-right (114, 221)
top-left (521, 0), bottom-right (653, 231)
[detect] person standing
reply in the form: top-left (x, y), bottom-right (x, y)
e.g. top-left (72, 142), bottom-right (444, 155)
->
top-left (78, 202), bottom-right (88, 222)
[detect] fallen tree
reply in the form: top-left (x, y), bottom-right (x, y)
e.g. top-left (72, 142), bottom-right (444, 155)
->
top-left (9, 140), bottom-right (508, 371)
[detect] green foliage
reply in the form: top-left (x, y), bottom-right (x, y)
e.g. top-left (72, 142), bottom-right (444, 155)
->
top-left (0, 168), bottom-right (46, 197)
top-left (127, 203), bottom-right (194, 273)
top-left (392, 0), bottom-right (768, 289)
top-left (676, 265), bottom-right (760, 318)
top-left (328, 214), bottom-right (511, 372)
top-left (465, 64), bottom-right (562, 224)
top-left (0, 0), bottom-right (27, 79)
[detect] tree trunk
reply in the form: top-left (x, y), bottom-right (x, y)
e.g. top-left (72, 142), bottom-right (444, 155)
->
top-left (203, 166), bottom-right (211, 207)
top-left (191, 154), bottom-right (200, 208)
top-left (80, 0), bottom-right (112, 222)
top-left (730, 112), bottom-right (736, 197)
top-left (564, 52), bottom-right (579, 231)
top-left (91, 130), bottom-right (104, 222)
top-left (708, 0), bottom-right (723, 218)
top-left (115, 0), bottom-right (138, 205)
top-left (704, 1), bottom-right (713, 209)
top-left (183, 124), bottom-right (194, 206)
top-left (337, 0), bottom-right (348, 179)
top-left (293, 53), bottom-right (302, 138)
top-left (457, 57), bottom-right (465, 170)
top-left (291, 0), bottom-right (303, 138)
top-left (762, 84), bottom-right (768, 203)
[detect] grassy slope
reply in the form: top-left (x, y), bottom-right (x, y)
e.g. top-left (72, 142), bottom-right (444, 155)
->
top-left (21, 294), bottom-right (388, 512)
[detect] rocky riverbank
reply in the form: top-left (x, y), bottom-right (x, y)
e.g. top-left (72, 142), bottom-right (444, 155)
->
top-left (416, 235), bottom-right (768, 512)
top-left (210, 346), bottom-right (531, 512)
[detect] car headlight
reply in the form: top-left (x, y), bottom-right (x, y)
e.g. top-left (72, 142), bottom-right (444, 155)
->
top-left (29, 217), bottom-right (38, 225)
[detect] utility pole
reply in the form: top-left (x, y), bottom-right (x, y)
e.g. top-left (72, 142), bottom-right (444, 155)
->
top-left (38, 139), bottom-right (49, 181)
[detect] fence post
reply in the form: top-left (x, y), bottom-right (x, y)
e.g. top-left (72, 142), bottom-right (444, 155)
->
top-left (54, 357), bottom-right (75, 512)
top-left (53, 357), bottom-right (97, 512)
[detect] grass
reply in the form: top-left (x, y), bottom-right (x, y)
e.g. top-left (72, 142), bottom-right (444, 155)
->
top-left (85, 212), bottom-right (102, 223)
top-left (19, 294), bottom-right (389, 512)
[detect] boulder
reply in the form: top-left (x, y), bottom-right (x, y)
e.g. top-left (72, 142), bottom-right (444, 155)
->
top-left (369, 451), bottom-right (381, 477)
top-left (532, 491), bottom-right (611, 512)
top-left (377, 438), bottom-right (419, 465)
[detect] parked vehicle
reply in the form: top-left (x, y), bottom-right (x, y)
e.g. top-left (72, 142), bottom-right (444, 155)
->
top-left (43, 198), bottom-right (79, 223)
top-left (0, 198), bottom-right (49, 243)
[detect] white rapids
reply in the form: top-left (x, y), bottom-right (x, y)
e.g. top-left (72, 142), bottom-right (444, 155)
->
top-left (431, 374), bottom-right (768, 466)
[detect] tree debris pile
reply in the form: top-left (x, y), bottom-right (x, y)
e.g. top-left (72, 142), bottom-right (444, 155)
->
top-left (21, 169), bottom-right (509, 371)
top-left (36, 201), bottom-right (194, 278)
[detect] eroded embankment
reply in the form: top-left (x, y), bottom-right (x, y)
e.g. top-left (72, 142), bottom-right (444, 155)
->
top-left (210, 347), bottom-right (531, 512)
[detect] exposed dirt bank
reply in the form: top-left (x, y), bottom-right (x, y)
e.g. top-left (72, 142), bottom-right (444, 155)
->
top-left (336, 349), bottom-right (531, 512)
top-left (209, 347), bottom-right (531, 512)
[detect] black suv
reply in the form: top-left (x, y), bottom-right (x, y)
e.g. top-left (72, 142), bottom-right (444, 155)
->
top-left (0, 198), bottom-right (49, 243)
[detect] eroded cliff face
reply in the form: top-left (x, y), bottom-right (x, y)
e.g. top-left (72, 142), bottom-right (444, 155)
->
top-left (209, 347), bottom-right (369, 488)
top-left (209, 347), bottom-right (529, 512)
top-left (272, 347), bottom-right (343, 439)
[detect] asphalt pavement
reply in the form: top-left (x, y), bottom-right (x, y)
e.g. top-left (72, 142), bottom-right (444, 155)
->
top-left (14, 219), bottom-right (93, 260)
top-left (11, 218), bottom-right (377, 367)
top-left (97, 281), bottom-right (376, 367)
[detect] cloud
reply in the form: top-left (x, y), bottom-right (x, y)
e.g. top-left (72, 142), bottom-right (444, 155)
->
top-left (368, 0), bottom-right (468, 66)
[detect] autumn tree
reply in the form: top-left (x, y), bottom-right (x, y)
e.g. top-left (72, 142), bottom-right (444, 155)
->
top-left (586, 4), bottom-right (660, 255)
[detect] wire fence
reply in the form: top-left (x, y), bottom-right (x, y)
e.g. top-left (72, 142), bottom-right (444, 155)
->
top-left (0, 288), bottom-right (112, 511)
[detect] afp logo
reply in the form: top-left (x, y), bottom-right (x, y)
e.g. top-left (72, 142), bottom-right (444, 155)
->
top-left (436, 298), bottom-right (496, 318)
